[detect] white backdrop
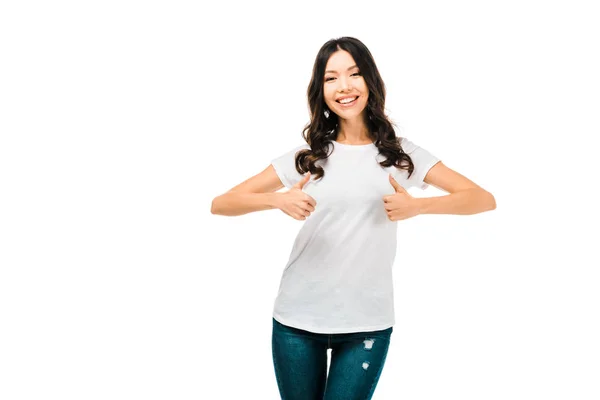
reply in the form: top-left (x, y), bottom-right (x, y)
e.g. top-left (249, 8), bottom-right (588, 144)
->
top-left (1, 1), bottom-right (599, 399)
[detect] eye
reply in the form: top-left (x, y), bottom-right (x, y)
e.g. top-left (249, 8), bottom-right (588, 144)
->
top-left (325, 73), bottom-right (360, 82)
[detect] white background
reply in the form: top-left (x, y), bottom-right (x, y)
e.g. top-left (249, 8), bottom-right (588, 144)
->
top-left (1, 1), bottom-right (599, 399)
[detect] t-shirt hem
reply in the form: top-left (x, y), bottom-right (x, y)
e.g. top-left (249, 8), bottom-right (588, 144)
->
top-left (270, 162), bottom-right (293, 189)
top-left (418, 158), bottom-right (441, 190)
top-left (273, 312), bottom-right (394, 334)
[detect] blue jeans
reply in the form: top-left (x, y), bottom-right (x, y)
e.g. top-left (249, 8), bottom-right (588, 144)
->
top-left (271, 317), bottom-right (393, 400)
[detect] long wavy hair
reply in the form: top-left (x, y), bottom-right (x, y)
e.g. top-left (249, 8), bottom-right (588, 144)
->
top-left (294, 36), bottom-right (416, 181)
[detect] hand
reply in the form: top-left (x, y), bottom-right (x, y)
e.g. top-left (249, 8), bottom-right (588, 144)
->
top-left (383, 174), bottom-right (420, 221)
top-left (277, 172), bottom-right (317, 221)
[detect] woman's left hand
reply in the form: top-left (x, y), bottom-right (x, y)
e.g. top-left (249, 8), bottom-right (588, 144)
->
top-left (383, 174), bottom-right (421, 221)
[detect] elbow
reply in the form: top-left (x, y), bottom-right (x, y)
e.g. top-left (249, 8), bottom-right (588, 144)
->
top-left (472, 188), bottom-right (496, 213)
top-left (485, 190), bottom-right (496, 211)
top-left (211, 197), bottom-right (221, 215)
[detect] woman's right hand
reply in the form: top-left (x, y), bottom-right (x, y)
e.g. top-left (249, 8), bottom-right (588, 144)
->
top-left (276, 172), bottom-right (317, 220)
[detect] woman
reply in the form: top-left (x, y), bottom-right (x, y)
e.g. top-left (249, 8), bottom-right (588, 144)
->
top-left (211, 36), bottom-right (496, 400)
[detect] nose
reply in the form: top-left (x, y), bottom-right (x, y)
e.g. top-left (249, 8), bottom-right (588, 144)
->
top-left (338, 76), bottom-right (352, 92)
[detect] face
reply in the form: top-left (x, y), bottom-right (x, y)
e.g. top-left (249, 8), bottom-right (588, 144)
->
top-left (323, 50), bottom-right (369, 120)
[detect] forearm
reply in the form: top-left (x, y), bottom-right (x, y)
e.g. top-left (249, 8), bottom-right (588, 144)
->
top-left (211, 191), bottom-right (281, 216)
top-left (416, 188), bottom-right (496, 215)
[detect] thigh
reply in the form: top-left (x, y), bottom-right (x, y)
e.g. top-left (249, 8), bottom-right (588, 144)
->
top-left (271, 318), bottom-right (328, 400)
top-left (324, 327), bottom-right (393, 400)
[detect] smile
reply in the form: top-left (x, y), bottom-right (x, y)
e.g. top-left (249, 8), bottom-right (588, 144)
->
top-left (336, 96), bottom-right (359, 107)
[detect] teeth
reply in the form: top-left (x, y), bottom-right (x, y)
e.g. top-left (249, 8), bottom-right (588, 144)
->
top-left (338, 96), bottom-right (358, 104)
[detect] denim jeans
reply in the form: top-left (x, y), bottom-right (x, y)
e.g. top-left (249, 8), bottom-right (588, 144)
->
top-left (271, 317), bottom-right (393, 400)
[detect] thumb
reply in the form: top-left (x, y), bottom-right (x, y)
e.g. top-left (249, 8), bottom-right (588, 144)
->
top-left (389, 173), bottom-right (407, 193)
top-left (294, 172), bottom-right (311, 189)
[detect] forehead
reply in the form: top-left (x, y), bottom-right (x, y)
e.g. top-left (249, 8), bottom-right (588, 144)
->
top-left (325, 50), bottom-right (357, 72)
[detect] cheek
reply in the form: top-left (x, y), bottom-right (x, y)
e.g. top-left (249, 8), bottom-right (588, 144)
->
top-left (323, 88), bottom-right (335, 107)
top-left (360, 83), bottom-right (369, 96)
top-left (361, 90), bottom-right (369, 105)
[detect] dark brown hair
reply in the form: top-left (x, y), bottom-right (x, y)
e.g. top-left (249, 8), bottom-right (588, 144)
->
top-left (294, 36), bottom-right (415, 180)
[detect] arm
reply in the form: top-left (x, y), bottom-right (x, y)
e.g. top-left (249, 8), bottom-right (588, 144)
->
top-left (417, 188), bottom-right (496, 215)
top-left (211, 165), bottom-right (284, 216)
top-left (211, 191), bottom-right (281, 216)
top-left (415, 161), bottom-right (496, 215)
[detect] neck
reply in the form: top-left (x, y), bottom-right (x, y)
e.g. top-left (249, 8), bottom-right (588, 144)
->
top-left (335, 114), bottom-right (372, 144)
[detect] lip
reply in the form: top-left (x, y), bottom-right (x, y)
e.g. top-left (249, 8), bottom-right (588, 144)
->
top-left (336, 95), bottom-right (359, 108)
top-left (336, 95), bottom-right (359, 101)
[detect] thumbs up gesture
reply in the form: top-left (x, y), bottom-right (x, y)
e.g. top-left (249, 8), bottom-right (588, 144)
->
top-left (277, 172), bottom-right (317, 221)
top-left (383, 174), bottom-right (420, 221)
top-left (293, 171), bottom-right (312, 191)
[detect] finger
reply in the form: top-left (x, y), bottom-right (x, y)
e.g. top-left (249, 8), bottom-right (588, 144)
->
top-left (298, 205), bottom-right (311, 215)
top-left (293, 209), bottom-right (306, 220)
top-left (388, 174), bottom-right (406, 193)
top-left (306, 196), bottom-right (317, 207)
top-left (296, 205), bottom-right (310, 217)
top-left (293, 172), bottom-right (311, 189)
top-left (301, 172), bottom-right (311, 186)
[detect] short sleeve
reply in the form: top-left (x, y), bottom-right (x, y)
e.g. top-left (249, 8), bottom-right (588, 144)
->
top-left (270, 143), bottom-right (311, 189)
top-left (400, 137), bottom-right (441, 190)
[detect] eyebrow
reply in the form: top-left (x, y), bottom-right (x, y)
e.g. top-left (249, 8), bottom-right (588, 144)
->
top-left (325, 65), bottom-right (359, 74)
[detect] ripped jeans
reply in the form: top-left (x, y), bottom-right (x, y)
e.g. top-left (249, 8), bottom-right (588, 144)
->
top-left (271, 317), bottom-right (393, 400)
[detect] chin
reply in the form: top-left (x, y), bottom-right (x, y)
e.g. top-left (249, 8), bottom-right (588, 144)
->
top-left (338, 107), bottom-right (367, 118)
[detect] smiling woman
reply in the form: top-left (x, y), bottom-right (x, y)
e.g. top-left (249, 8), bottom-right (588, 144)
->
top-left (210, 36), bottom-right (495, 400)
top-left (323, 55), bottom-right (369, 117)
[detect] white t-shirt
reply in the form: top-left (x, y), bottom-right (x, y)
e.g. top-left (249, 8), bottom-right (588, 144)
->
top-left (270, 137), bottom-right (440, 334)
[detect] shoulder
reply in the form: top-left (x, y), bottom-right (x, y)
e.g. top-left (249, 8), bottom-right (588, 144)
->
top-left (398, 136), bottom-right (418, 153)
top-left (285, 142), bottom-right (311, 153)
top-left (271, 142), bottom-right (311, 162)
